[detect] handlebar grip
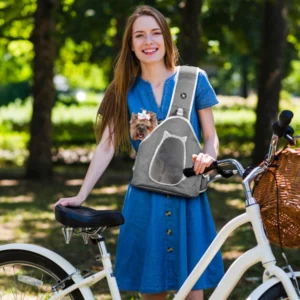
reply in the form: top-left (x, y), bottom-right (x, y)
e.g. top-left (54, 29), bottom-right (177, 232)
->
top-left (279, 110), bottom-right (293, 128)
top-left (272, 110), bottom-right (294, 137)
top-left (183, 161), bottom-right (218, 177)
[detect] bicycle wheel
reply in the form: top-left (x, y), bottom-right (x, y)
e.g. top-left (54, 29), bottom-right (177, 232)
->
top-left (0, 250), bottom-right (84, 299)
top-left (258, 276), bottom-right (300, 300)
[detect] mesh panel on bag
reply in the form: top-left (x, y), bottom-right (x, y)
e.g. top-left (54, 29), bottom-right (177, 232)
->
top-left (149, 132), bottom-right (186, 185)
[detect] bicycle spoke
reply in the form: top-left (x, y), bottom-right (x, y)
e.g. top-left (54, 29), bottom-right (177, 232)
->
top-left (13, 265), bottom-right (18, 300)
top-left (0, 263), bottom-right (73, 300)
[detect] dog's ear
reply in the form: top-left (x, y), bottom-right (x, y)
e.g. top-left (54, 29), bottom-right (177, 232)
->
top-left (149, 112), bottom-right (158, 126)
top-left (130, 112), bottom-right (138, 124)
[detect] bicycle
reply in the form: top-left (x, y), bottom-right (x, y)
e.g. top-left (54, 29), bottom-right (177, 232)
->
top-left (0, 110), bottom-right (300, 299)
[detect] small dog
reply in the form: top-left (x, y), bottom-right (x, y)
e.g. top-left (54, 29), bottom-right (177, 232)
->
top-left (130, 110), bottom-right (158, 140)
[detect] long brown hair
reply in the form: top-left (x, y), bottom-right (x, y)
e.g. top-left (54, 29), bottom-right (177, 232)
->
top-left (95, 5), bottom-right (178, 154)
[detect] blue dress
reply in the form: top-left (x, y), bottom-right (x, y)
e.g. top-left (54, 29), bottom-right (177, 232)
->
top-left (114, 67), bottom-right (224, 293)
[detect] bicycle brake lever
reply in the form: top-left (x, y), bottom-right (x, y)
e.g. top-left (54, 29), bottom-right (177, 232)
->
top-left (218, 169), bottom-right (237, 178)
top-left (284, 126), bottom-right (296, 146)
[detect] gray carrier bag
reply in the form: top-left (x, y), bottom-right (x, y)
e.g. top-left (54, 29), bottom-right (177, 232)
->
top-left (131, 66), bottom-right (209, 198)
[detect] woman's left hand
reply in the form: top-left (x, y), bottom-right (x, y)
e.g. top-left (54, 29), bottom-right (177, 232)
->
top-left (192, 153), bottom-right (215, 175)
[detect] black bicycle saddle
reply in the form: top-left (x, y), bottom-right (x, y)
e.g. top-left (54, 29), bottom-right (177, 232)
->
top-left (55, 205), bottom-right (125, 228)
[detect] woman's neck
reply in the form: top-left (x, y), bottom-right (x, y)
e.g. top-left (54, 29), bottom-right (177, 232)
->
top-left (140, 62), bottom-right (175, 87)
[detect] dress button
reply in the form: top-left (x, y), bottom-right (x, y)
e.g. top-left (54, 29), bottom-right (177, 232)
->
top-left (167, 247), bottom-right (173, 253)
top-left (165, 211), bottom-right (171, 216)
top-left (166, 229), bottom-right (172, 235)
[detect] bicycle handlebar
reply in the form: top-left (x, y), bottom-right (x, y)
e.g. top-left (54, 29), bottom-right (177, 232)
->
top-left (272, 110), bottom-right (294, 137)
top-left (183, 161), bottom-right (219, 177)
top-left (183, 160), bottom-right (240, 179)
top-left (183, 110), bottom-right (296, 182)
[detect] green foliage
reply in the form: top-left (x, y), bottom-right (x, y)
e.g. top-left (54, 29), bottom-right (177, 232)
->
top-left (0, 81), bottom-right (31, 106)
top-left (56, 39), bottom-right (107, 90)
top-left (1, 96), bottom-right (300, 167)
top-left (283, 60), bottom-right (300, 95)
top-left (0, 0), bottom-right (35, 83)
top-left (0, 0), bottom-right (300, 98)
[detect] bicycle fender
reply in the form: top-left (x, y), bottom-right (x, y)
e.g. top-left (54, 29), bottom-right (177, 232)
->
top-left (0, 243), bottom-right (94, 299)
top-left (246, 271), bottom-right (300, 299)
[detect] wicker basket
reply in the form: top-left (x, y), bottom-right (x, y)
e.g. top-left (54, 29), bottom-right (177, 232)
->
top-left (253, 147), bottom-right (300, 248)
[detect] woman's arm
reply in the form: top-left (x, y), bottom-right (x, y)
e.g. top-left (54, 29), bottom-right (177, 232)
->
top-left (53, 125), bottom-right (115, 207)
top-left (192, 107), bottom-right (219, 174)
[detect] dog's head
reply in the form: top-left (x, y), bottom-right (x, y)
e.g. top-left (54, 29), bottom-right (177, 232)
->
top-left (130, 110), bottom-right (158, 140)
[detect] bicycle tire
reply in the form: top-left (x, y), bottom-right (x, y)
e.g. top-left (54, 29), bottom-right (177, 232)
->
top-left (0, 249), bottom-right (85, 299)
top-left (258, 276), bottom-right (300, 300)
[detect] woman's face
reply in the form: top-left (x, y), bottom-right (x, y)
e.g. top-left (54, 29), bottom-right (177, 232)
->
top-left (131, 15), bottom-right (166, 66)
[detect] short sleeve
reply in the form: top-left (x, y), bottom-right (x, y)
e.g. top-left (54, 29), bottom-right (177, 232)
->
top-left (195, 69), bottom-right (218, 110)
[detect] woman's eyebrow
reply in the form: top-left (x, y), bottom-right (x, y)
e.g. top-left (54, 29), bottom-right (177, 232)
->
top-left (133, 28), bottom-right (161, 34)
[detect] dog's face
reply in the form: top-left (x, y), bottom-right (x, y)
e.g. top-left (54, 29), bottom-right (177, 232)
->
top-left (130, 111), bottom-right (158, 140)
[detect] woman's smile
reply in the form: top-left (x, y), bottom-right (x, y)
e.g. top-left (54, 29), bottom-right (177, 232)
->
top-left (142, 47), bottom-right (159, 55)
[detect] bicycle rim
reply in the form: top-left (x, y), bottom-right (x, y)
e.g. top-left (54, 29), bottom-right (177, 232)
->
top-left (0, 250), bottom-right (84, 300)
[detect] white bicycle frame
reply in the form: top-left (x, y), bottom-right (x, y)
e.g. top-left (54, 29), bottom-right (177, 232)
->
top-left (2, 197), bottom-right (299, 300)
top-left (175, 202), bottom-right (299, 300)
top-left (1, 134), bottom-right (299, 299)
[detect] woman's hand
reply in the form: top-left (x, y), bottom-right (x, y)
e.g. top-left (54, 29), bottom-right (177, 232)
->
top-left (53, 195), bottom-right (85, 210)
top-left (192, 153), bottom-right (215, 175)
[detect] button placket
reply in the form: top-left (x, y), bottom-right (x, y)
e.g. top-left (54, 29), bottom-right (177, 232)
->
top-left (165, 197), bottom-right (174, 255)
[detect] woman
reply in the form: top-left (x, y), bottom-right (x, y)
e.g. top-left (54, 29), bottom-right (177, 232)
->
top-left (54, 5), bottom-right (224, 300)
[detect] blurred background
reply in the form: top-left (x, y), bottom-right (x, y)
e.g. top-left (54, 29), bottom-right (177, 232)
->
top-left (0, 0), bottom-right (300, 299)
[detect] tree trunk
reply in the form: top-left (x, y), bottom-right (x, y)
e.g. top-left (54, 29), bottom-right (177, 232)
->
top-left (240, 55), bottom-right (249, 99)
top-left (26, 0), bottom-right (58, 179)
top-left (253, 0), bottom-right (287, 164)
top-left (178, 0), bottom-right (202, 66)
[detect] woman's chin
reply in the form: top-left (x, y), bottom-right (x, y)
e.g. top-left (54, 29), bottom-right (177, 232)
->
top-left (139, 57), bottom-right (165, 66)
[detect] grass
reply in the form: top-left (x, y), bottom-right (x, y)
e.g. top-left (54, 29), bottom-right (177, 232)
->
top-left (1, 160), bottom-right (300, 299)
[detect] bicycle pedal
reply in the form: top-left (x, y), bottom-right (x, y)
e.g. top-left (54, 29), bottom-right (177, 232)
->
top-left (95, 254), bottom-right (101, 261)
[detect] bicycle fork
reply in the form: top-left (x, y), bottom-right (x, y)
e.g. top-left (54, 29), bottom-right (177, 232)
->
top-left (175, 204), bottom-right (299, 300)
top-left (249, 202), bottom-right (299, 300)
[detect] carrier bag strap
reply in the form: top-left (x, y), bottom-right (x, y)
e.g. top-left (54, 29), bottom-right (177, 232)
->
top-left (167, 65), bottom-right (198, 120)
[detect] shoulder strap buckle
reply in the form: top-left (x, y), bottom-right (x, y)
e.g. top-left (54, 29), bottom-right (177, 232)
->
top-left (167, 66), bottom-right (198, 120)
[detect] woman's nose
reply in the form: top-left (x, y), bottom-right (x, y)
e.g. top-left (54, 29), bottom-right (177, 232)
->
top-left (144, 34), bottom-right (154, 45)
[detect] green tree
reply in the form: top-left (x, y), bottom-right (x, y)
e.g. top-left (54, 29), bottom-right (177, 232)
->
top-left (26, 0), bottom-right (59, 178)
top-left (0, 0), bottom-right (35, 85)
top-left (201, 0), bottom-right (263, 96)
top-left (178, 0), bottom-right (203, 66)
top-left (253, 0), bottom-right (288, 164)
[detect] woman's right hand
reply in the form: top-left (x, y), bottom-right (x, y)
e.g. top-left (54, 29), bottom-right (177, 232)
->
top-left (53, 195), bottom-right (85, 210)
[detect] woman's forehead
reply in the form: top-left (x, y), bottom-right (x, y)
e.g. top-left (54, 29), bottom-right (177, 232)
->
top-left (132, 15), bottom-right (161, 33)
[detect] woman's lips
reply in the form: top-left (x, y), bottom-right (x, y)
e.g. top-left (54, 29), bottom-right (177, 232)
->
top-left (142, 48), bottom-right (158, 55)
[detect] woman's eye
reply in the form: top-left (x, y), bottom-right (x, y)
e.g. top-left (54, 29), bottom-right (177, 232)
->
top-left (154, 31), bottom-right (162, 35)
top-left (135, 34), bottom-right (143, 38)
